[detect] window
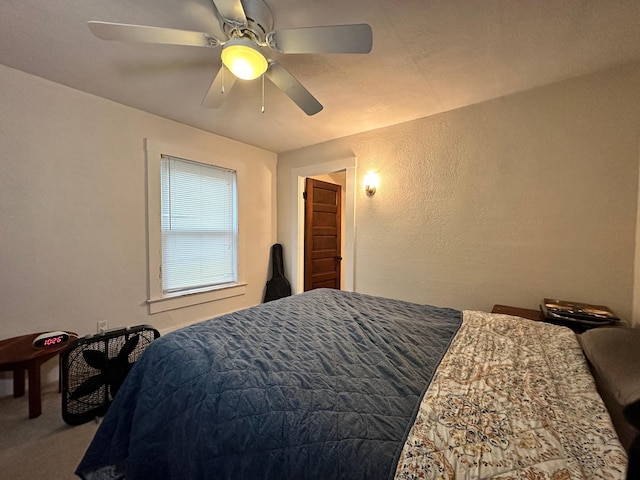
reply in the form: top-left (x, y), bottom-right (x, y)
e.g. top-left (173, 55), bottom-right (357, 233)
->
top-left (146, 140), bottom-right (246, 314)
top-left (160, 155), bottom-right (237, 293)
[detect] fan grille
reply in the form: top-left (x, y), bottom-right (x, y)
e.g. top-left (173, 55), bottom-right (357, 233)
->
top-left (62, 326), bottom-right (159, 425)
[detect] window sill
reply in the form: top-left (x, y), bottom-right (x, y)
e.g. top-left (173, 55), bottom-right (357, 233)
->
top-left (147, 282), bottom-right (247, 314)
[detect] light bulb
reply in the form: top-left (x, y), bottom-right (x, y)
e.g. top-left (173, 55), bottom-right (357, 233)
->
top-left (364, 172), bottom-right (379, 196)
top-left (221, 39), bottom-right (268, 81)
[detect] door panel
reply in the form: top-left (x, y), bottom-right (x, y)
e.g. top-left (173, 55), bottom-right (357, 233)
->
top-left (304, 178), bottom-right (342, 291)
top-left (313, 235), bottom-right (338, 251)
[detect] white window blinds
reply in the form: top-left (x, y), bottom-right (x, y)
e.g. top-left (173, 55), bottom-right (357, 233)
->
top-left (160, 155), bottom-right (238, 293)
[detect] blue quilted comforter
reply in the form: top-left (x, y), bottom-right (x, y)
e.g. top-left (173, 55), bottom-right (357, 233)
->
top-left (76, 289), bottom-right (462, 480)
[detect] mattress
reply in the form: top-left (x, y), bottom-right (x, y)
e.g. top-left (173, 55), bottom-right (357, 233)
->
top-left (76, 289), bottom-right (628, 479)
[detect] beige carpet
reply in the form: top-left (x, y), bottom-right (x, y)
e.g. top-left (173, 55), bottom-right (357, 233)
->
top-left (0, 382), bottom-right (99, 480)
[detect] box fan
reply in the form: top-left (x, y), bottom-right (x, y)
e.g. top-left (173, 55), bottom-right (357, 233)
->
top-left (62, 325), bottom-right (160, 425)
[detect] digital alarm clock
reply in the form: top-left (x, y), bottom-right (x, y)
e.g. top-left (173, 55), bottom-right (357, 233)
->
top-left (32, 331), bottom-right (72, 349)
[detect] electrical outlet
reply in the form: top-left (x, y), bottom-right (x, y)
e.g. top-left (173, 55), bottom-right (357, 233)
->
top-left (97, 320), bottom-right (108, 334)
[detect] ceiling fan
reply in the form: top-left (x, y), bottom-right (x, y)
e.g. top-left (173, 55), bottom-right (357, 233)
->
top-left (88, 0), bottom-right (373, 116)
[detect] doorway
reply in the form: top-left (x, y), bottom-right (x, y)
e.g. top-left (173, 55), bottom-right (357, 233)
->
top-left (290, 157), bottom-right (356, 294)
top-left (304, 177), bottom-right (342, 291)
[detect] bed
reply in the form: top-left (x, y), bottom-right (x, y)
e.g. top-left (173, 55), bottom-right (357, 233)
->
top-left (75, 288), bottom-right (635, 479)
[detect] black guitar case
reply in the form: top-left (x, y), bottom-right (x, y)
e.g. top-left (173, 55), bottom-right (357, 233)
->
top-left (263, 243), bottom-right (292, 303)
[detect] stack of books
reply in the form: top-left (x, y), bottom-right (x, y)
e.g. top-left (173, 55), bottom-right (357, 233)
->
top-left (540, 298), bottom-right (620, 328)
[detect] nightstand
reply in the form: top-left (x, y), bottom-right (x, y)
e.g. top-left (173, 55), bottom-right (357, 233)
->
top-left (491, 304), bottom-right (544, 322)
top-left (491, 304), bottom-right (593, 333)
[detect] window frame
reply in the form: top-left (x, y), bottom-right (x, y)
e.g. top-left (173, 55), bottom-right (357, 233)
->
top-left (145, 140), bottom-right (246, 314)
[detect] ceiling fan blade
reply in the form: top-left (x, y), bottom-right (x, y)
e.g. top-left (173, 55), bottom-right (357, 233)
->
top-left (88, 21), bottom-right (222, 47)
top-left (267, 24), bottom-right (372, 54)
top-left (265, 63), bottom-right (323, 116)
top-left (202, 66), bottom-right (237, 108)
top-left (211, 0), bottom-right (247, 28)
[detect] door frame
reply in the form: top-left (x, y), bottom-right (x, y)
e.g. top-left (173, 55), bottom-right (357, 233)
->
top-left (291, 157), bottom-right (356, 294)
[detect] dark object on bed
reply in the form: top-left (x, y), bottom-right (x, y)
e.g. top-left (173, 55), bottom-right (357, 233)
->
top-left (578, 326), bottom-right (640, 478)
top-left (62, 325), bottom-right (160, 425)
top-left (76, 289), bottom-right (461, 479)
top-left (263, 243), bottom-right (292, 302)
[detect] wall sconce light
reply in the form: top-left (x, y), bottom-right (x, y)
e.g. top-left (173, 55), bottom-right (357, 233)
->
top-left (364, 172), bottom-right (379, 196)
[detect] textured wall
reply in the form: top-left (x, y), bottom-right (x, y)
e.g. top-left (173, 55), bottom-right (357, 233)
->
top-left (0, 64), bottom-right (277, 345)
top-left (278, 62), bottom-right (640, 325)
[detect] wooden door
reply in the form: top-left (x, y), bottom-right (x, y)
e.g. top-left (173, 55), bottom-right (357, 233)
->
top-left (304, 178), bottom-right (342, 291)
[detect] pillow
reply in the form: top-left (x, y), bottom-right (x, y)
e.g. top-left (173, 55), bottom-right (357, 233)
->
top-left (625, 399), bottom-right (640, 430)
top-left (580, 327), bottom-right (640, 480)
top-left (579, 326), bottom-right (640, 408)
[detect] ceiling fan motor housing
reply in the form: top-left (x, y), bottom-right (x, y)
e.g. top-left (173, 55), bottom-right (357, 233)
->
top-left (220, 0), bottom-right (274, 43)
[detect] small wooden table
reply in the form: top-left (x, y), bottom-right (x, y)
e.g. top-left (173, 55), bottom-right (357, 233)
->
top-left (0, 332), bottom-right (73, 418)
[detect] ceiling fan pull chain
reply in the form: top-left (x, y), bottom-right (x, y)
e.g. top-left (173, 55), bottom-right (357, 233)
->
top-left (261, 73), bottom-right (265, 113)
top-left (221, 67), bottom-right (225, 94)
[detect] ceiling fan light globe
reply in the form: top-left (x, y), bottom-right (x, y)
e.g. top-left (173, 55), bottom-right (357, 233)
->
top-left (221, 40), bottom-right (268, 80)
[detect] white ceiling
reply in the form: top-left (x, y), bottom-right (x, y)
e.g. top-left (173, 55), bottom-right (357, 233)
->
top-left (2, 0), bottom-right (640, 153)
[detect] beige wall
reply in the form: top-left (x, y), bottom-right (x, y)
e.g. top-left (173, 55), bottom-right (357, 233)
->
top-left (0, 65), bottom-right (277, 362)
top-left (278, 62), bottom-right (640, 326)
top-left (2, 57), bottom-right (640, 398)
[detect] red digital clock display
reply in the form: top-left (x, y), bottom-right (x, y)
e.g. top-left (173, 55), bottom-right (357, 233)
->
top-left (33, 331), bottom-right (72, 349)
top-left (43, 336), bottom-right (63, 346)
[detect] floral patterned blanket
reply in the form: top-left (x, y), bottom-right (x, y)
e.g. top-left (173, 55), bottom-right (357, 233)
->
top-left (394, 311), bottom-right (628, 479)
